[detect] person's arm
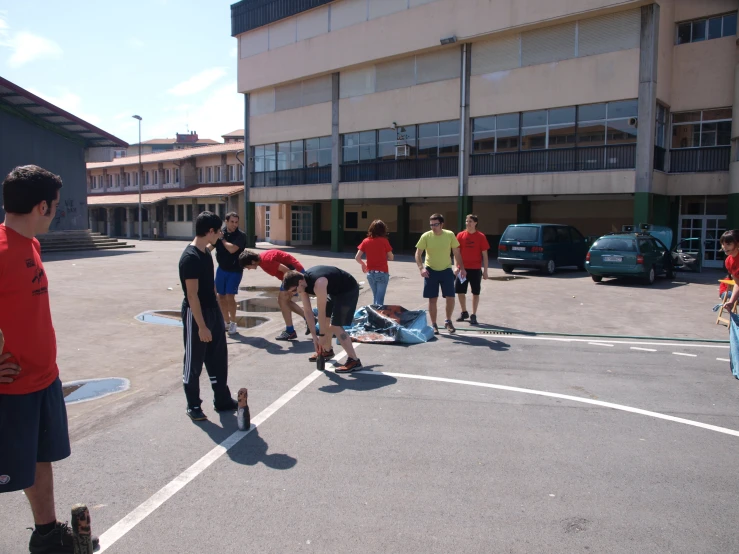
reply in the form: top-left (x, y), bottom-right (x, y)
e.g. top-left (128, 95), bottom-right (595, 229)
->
top-left (415, 248), bottom-right (429, 278)
top-left (482, 250), bottom-right (489, 279)
top-left (725, 278), bottom-right (739, 309)
top-left (453, 247), bottom-right (466, 279)
top-left (355, 250), bottom-right (368, 273)
top-left (0, 328), bottom-right (21, 385)
top-left (221, 240), bottom-right (240, 254)
top-left (185, 279), bottom-right (212, 342)
top-left (301, 291), bottom-right (319, 351)
top-left (314, 278), bottom-right (331, 351)
top-left (277, 263), bottom-right (292, 276)
top-left (386, 240), bottom-right (394, 261)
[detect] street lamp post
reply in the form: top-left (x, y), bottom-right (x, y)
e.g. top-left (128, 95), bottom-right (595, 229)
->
top-left (132, 115), bottom-right (143, 240)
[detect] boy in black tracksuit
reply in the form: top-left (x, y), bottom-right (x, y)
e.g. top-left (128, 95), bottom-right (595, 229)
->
top-left (178, 211), bottom-right (237, 421)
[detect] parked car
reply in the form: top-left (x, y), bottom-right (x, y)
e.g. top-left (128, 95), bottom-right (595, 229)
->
top-left (498, 223), bottom-right (589, 275)
top-left (585, 232), bottom-right (675, 285)
top-left (672, 237), bottom-right (701, 272)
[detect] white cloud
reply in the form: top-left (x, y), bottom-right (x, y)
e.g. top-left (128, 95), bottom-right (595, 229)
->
top-left (0, 14), bottom-right (62, 68)
top-left (28, 87), bottom-right (101, 125)
top-left (168, 68), bottom-right (227, 96)
top-left (128, 37), bottom-right (145, 49)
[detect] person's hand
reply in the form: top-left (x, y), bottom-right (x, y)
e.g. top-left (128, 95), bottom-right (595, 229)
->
top-left (361, 263), bottom-right (368, 274)
top-left (723, 300), bottom-right (737, 312)
top-left (312, 335), bottom-right (321, 354)
top-left (420, 267), bottom-right (429, 278)
top-left (483, 270), bottom-right (489, 280)
top-left (459, 268), bottom-right (467, 280)
top-left (453, 268), bottom-right (460, 277)
top-left (199, 327), bottom-right (213, 343)
top-left (0, 353), bottom-right (21, 384)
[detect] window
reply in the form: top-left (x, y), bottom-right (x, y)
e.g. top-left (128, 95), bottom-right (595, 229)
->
top-left (198, 168), bottom-right (204, 183)
top-left (197, 204), bottom-right (205, 214)
top-left (305, 137), bottom-right (331, 167)
top-left (677, 12), bottom-right (737, 44)
top-left (672, 109), bottom-right (732, 148)
top-left (186, 204), bottom-right (193, 222)
top-left (165, 169), bottom-right (170, 183)
top-left (114, 174), bottom-right (120, 187)
top-left (346, 212), bottom-right (358, 229)
top-left (208, 204), bottom-right (216, 213)
top-left (126, 173), bottom-right (131, 187)
top-left (228, 165), bottom-right (235, 181)
top-left (177, 205), bottom-right (184, 222)
top-left (556, 227), bottom-right (570, 243)
top-left (342, 122), bottom-right (457, 163)
top-left (542, 227), bottom-right (557, 244)
top-left (253, 137), bottom-right (331, 186)
top-left (342, 131), bottom-right (376, 163)
top-left (520, 107), bottom-right (576, 150)
top-left (167, 205), bottom-right (175, 222)
top-left (577, 100), bottom-right (637, 146)
top-left (207, 167), bottom-right (213, 183)
top-left (655, 104), bottom-right (668, 148)
top-left (175, 168), bottom-right (180, 183)
top-left (145, 171), bottom-right (150, 185)
top-left (153, 171), bottom-right (158, 185)
top-left (218, 204), bottom-right (226, 219)
top-left (237, 164), bottom-right (243, 180)
top-left (216, 166), bottom-right (222, 182)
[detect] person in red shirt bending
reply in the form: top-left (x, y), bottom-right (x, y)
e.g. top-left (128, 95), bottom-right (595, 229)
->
top-left (355, 219), bottom-right (394, 306)
top-left (240, 249), bottom-right (308, 341)
top-left (454, 214), bottom-right (490, 325)
top-left (0, 165), bottom-right (99, 552)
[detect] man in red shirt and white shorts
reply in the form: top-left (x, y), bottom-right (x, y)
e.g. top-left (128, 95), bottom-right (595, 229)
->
top-left (239, 249), bottom-right (308, 341)
top-left (0, 165), bottom-right (99, 552)
top-left (454, 214), bottom-right (490, 325)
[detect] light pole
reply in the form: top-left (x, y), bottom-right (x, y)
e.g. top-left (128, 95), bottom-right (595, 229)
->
top-left (132, 115), bottom-right (143, 240)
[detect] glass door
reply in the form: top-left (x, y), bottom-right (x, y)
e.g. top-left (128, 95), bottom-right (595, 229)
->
top-left (291, 205), bottom-right (313, 245)
top-left (264, 206), bottom-right (270, 241)
top-left (679, 215), bottom-right (726, 269)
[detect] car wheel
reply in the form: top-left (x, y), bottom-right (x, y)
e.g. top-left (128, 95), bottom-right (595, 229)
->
top-left (643, 266), bottom-right (656, 285)
top-left (544, 259), bottom-right (556, 275)
top-left (591, 275), bottom-right (603, 283)
top-left (502, 265), bottom-right (513, 274)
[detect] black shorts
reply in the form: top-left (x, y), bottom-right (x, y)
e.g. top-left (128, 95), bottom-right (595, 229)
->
top-left (0, 377), bottom-right (71, 493)
top-left (455, 269), bottom-right (482, 295)
top-left (326, 287), bottom-right (360, 327)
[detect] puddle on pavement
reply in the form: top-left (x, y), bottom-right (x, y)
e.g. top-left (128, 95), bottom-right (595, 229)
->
top-left (237, 297), bottom-right (281, 312)
top-left (489, 275), bottom-right (529, 281)
top-left (239, 285), bottom-right (281, 295)
top-left (136, 310), bottom-right (269, 329)
top-left (63, 378), bottom-right (130, 404)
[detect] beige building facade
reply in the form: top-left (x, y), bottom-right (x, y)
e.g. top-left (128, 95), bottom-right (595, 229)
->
top-left (230, 0), bottom-right (739, 268)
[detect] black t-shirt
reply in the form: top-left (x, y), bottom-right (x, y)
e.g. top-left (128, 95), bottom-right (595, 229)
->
top-left (179, 245), bottom-right (218, 309)
top-left (304, 266), bottom-right (357, 296)
top-left (215, 227), bottom-right (247, 272)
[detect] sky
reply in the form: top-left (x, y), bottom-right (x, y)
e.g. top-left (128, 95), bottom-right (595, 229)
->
top-left (0, 1), bottom-right (243, 145)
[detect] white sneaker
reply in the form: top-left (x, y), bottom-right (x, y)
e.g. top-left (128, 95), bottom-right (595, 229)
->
top-left (228, 321), bottom-right (238, 335)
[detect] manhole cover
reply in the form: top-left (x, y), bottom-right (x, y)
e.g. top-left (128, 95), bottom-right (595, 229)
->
top-left (63, 378), bottom-right (130, 404)
top-left (488, 275), bottom-right (529, 281)
top-left (135, 311), bottom-right (269, 329)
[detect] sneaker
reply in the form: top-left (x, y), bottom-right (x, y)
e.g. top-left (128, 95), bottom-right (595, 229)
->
top-left (29, 521), bottom-right (99, 554)
top-left (276, 330), bottom-right (298, 341)
top-left (456, 311), bottom-right (469, 322)
top-left (432, 323), bottom-right (439, 335)
top-left (305, 326), bottom-right (311, 336)
top-left (336, 358), bottom-right (362, 373)
top-left (186, 406), bottom-right (208, 421)
top-left (214, 398), bottom-right (238, 412)
top-left (228, 321), bottom-right (238, 335)
top-left (469, 314), bottom-right (478, 325)
top-left (308, 349), bottom-right (334, 362)
top-left (444, 320), bottom-right (456, 334)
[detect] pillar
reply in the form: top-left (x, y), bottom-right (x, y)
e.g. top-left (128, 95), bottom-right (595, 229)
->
top-left (126, 208), bottom-right (134, 238)
top-left (330, 72), bottom-right (343, 252)
top-left (729, 57), bottom-right (739, 230)
top-left (243, 93), bottom-right (256, 247)
top-left (396, 199), bottom-right (410, 252)
top-left (457, 42), bottom-right (472, 234)
top-left (457, 196), bottom-right (473, 233)
top-left (634, 4), bottom-right (660, 226)
top-left (105, 208), bottom-right (113, 236)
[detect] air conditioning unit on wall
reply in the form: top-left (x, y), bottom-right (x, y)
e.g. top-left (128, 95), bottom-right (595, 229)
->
top-left (395, 144), bottom-right (409, 159)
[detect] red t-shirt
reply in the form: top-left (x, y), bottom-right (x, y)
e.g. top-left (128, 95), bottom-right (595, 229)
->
top-left (260, 250), bottom-right (305, 280)
top-left (358, 237), bottom-right (393, 273)
top-left (0, 225), bottom-right (58, 395)
top-left (456, 230), bottom-right (491, 270)
top-left (726, 254), bottom-right (739, 280)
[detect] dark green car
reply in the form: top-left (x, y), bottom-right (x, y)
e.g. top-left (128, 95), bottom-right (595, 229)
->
top-left (585, 232), bottom-right (675, 285)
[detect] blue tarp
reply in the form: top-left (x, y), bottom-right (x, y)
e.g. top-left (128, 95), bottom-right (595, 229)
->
top-left (730, 312), bottom-right (739, 379)
top-left (313, 305), bottom-right (435, 344)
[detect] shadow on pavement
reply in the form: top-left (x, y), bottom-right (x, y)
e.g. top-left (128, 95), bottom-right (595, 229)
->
top-left (443, 334), bottom-right (511, 351)
top-left (318, 366), bottom-right (397, 394)
top-left (229, 335), bottom-right (315, 356)
top-left (43, 249), bottom-right (142, 261)
top-left (593, 277), bottom-right (688, 290)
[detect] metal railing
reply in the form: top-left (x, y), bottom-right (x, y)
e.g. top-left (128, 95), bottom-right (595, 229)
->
top-left (470, 144), bottom-right (636, 176)
top-left (668, 146), bottom-right (730, 173)
top-left (654, 145), bottom-right (666, 171)
top-left (251, 166), bottom-right (331, 187)
top-left (231, 0), bottom-right (334, 36)
top-left (340, 157), bottom-right (458, 183)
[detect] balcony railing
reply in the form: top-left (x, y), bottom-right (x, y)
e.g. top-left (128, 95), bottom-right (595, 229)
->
top-left (669, 146), bottom-right (730, 173)
top-left (231, 0), bottom-right (334, 36)
top-left (340, 157), bottom-right (458, 183)
top-left (470, 144), bottom-right (636, 176)
top-left (251, 166), bottom-right (331, 187)
top-left (654, 146), bottom-right (666, 171)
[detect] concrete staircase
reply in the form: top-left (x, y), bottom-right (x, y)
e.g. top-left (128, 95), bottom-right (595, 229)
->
top-left (37, 230), bottom-right (135, 253)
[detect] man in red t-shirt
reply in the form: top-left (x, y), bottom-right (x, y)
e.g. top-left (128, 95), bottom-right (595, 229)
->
top-left (454, 214), bottom-right (490, 325)
top-left (0, 165), bottom-right (99, 552)
top-left (239, 249), bottom-right (307, 341)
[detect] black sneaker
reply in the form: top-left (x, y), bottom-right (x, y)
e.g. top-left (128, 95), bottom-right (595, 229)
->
top-left (29, 521), bottom-right (99, 554)
top-left (214, 398), bottom-right (238, 412)
top-left (469, 314), bottom-right (478, 325)
top-left (276, 330), bottom-right (298, 341)
top-left (456, 311), bottom-right (469, 322)
top-left (186, 406), bottom-right (208, 421)
top-left (444, 320), bottom-right (456, 334)
top-left (432, 323), bottom-right (439, 335)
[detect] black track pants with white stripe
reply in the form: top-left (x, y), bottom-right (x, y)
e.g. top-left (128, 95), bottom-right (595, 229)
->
top-left (181, 301), bottom-right (232, 409)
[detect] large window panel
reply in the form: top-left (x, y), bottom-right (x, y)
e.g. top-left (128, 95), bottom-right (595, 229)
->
top-left (418, 137), bottom-right (438, 159)
top-left (548, 124), bottom-right (576, 148)
top-left (607, 100), bottom-right (638, 119)
top-left (578, 103), bottom-right (607, 122)
top-left (606, 119), bottom-right (638, 144)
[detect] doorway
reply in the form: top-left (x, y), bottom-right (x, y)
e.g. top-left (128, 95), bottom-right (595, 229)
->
top-left (291, 205), bottom-right (313, 245)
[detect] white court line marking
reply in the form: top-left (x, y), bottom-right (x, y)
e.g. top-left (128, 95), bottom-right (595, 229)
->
top-left (588, 342), bottom-right (613, 347)
top-left (97, 350), bottom-right (350, 553)
top-left (631, 347), bottom-right (657, 352)
top-left (462, 333), bottom-right (728, 349)
top-left (353, 370), bottom-right (739, 439)
top-left (673, 352), bottom-right (698, 358)
top-left (717, 358), bottom-right (730, 362)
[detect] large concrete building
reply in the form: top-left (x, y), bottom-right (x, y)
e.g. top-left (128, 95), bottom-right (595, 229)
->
top-left (230, 0), bottom-right (739, 268)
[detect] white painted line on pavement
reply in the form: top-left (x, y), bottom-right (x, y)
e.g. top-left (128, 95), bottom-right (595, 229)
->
top-left (462, 333), bottom-right (728, 349)
top-left (672, 352), bottom-right (697, 358)
top-left (717, 358), bottom-right (730, 362)
top-left (588, 342), bottom-right (613, 347)
top-left (97, 350), bottom-right (350, 552)
top-left (631, 347), bottom-right (657, 352)
top-left (354, 370), bottom-right (739, 439)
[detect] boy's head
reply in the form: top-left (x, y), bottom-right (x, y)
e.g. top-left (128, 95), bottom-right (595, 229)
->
top-left (2, 165), bottom-right (63, 234)
top-left (239, 250), bottom-right (261, 270)
top-left (195, 211), bottom-right (223, 244)
top-left (282, 270), bottom-right (306, 294)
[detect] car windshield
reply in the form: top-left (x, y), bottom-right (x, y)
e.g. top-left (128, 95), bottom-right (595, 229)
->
top-left (502, 226), bottom-right (539, 242)
top-left (591, 237), bottom-right (636, 251)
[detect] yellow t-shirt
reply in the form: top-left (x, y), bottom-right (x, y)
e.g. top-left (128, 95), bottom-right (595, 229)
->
top-left (416, 229), bottom-right (460, 271)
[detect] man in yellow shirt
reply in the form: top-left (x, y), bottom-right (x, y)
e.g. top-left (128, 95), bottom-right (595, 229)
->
top-left (415, 213), bottom-right (466, 334)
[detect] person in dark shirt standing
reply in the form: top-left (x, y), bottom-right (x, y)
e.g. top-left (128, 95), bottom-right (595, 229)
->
top-left (179, 211), bottom-right (237, 421)
top-left (213, 212), bottom-right (247, 335)
top-left (282, 266), bottom-right (362, 373)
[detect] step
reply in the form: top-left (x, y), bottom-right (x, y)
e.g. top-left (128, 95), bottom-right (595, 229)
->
top-left (39, 238), bottom-right (121, 245)
top-left (42, 244), bottom-right (136, 253)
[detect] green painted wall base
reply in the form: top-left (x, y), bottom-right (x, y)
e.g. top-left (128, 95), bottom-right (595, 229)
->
top-left (517, 198), bottom-right (531, 224)
top-left (457, 195), bottom-right (473, 232)
top-left (728, 194), bottom-right (739, 231)
top-left (396, 200), bottom-right (410, 252)
top-left (245, 201), bottom-right (256, 248)
top-left (331, 199), bottom-right (344, 252)
top-left (633, 192), bottom-right (652, 228)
